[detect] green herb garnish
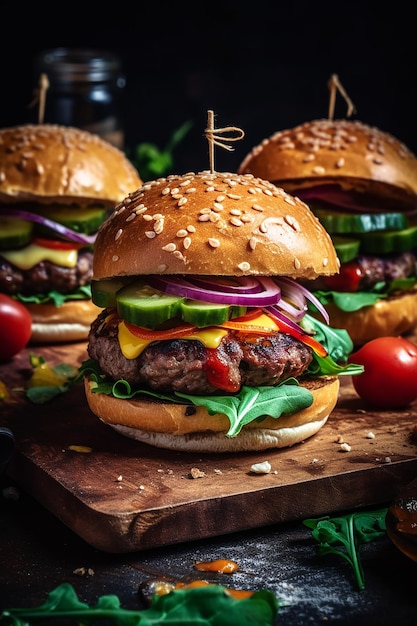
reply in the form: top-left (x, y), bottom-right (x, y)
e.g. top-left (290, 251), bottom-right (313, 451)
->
top-left (0, 582), bottom-right (279, 626)
top-left (130, 120), bottom-right (193, 182)
top-left (303, 508), bottom-right (387, 590)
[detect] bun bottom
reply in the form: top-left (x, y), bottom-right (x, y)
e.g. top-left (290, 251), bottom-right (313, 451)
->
top-left (84, 376), bottom-right (339, 453)
top-left (26, 300), bottom-right (100, 344)
top-left (325, 289), bottom-right (417, 346)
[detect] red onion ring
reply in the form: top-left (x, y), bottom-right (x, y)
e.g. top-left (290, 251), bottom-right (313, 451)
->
top-left (0, 208), bottom-right (96, 245)
top-left (147, 275), bottom-right (282, 306)
top-left (276, 277), bottom-right (329, 324)
top-left (273, 277), bottom-right (307, 322)
top-left (264, 305), bottom-right (310, 337)
top-left (187, 276), bottom-right (263, 294)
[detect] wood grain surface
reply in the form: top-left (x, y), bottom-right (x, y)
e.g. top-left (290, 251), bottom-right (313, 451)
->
top-left (1, 339), bottom-right (417, 553)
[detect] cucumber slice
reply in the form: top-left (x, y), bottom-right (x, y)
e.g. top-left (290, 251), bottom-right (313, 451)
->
top-left (332, 236), bottom-right (360, 263)
top-left (91, 277), bottom-right (134, 308)
top-left (357, 226), bottom-right (417, 255)
top-left (314, 209), bottom-right (408, 234)
top-left (181, 300), bottom-right (233, 327)
top-left (116, 281), bottom-right (184, 329)
top-left (35, 206), bottom-right (108, 235)
top-left (0, 217), bottom-right (34, 250)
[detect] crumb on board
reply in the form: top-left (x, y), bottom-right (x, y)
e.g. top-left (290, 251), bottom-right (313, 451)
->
top-left (366, 431), bottom-right (376, 439)
top-left (340, 442), bottom-right (352, 452)
top-left (250, 461), bottom-right (272, 474)
top-left (73, 567), bottom-right (95, 577)
top-left (189, 467), bottom-right (206, 479)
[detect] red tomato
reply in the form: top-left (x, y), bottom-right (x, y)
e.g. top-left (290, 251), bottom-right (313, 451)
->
top-left (0, 294), bottom-right (32, 361)
top-left (348, 336), bottom-right (417, 408)
top-left (33, 237), bottom-right (81, 251)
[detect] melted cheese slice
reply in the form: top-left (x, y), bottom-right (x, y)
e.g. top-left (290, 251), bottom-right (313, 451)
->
top-left (118, 312), bottom-right (280, 360)
top-left (118, 321), bottom-right (229, 360)
top-left (2, 243), bottom-right (78, 270)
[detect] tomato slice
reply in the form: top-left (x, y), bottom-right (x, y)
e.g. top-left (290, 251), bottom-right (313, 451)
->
top-left (33, 237), bottom-right (82, 251)
top-left (124, 321), bottom-right (198, 341)
top-left (230, 308), bottom-right (264, 323)
top-left (322, 261), bottom-right (364, 292)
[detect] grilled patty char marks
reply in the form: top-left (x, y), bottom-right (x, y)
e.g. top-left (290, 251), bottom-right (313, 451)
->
top-left (88, 309), bottom-right (313, 394)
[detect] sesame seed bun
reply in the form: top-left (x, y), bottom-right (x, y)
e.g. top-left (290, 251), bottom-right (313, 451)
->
top-left (238, 118), bottom-right (417, 212)
top-left (93, 170), bottom-right (339, 280)
top-left (0, 124), bottom-right (141, 205)
top-left (85, 375), bottom-right (340, 453)
top-left (27, 300), bottom-right (102, 344)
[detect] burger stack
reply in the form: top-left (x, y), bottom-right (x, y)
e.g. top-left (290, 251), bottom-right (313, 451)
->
top-left (238, 119), bottom-right (417, 345)
top-left (0, 124), bottom-right (142, 343)
top-left (81, 169), bottom-right (360, 453)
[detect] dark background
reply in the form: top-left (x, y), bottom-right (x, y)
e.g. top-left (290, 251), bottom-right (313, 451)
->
top-left (1, 1), bottom-right (415, 176)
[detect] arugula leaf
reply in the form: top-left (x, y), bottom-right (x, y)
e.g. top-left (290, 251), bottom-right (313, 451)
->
top-left (301, 313), bottom-right (354, 363)
top-left (80, 358), bottom-right (314, 438)
top-left (15, 284), bottom-right (92, 307)
top-left (301, 315), bottom-right (364, 377)
top-left (0, 582), bottom-right (279, 626)
top-left (311, 275), bottom-right (417, 314)
top-left (303, 508), bottom-right (387, 590)
top-left (177, 379), bottom-right (314, 437)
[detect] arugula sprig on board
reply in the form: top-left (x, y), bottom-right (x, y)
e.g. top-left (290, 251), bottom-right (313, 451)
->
top-left (303, 508), bottom-right (387, 590)
top-left (0, 582), bottom-right (279, 626)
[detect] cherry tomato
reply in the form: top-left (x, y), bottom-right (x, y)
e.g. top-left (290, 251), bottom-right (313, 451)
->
top-left (0, 294), bottom-right (32, 361)
top-left (348, 336), bottom-right (417, 408)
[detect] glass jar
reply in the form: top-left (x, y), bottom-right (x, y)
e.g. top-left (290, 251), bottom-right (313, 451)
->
top-left (33, 48), bottom-right (126, 149)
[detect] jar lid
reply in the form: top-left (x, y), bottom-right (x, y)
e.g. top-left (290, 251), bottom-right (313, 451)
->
top-left (34, 48), bottom-right (124, 83)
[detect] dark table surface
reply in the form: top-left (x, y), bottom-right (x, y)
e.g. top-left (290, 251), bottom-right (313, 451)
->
top-left (1, 469), bottom-right (416, 625)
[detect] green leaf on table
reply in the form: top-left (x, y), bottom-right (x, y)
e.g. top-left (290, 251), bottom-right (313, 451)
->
top-left (303, 508), bottom-right (387, 590)
top-left (0, 582), bottom-right (279, 626)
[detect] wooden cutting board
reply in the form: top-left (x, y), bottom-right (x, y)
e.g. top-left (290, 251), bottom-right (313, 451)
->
top-left (1, 339), bottom-right (417, 553)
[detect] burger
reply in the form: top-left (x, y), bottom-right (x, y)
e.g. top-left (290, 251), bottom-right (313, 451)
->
top-left (238, 119), bottom-right (417, 345)
top-left (82, 169), bottom-right (361, 453)
top-left (0, 123), bottom-right (142, 343)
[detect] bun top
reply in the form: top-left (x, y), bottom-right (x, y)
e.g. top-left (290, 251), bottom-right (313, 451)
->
top-left (0, 124), bottom-right (142, 206)
top-left (238, 119), bottom-right (417, 210)
top-left (93, 170), bottom-right (339, 280)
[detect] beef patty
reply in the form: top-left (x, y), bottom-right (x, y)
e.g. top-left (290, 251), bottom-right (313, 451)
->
top-left (87, 310), bottom-right (313, 394)
top-left (0, 250), bottom-right (93, 295)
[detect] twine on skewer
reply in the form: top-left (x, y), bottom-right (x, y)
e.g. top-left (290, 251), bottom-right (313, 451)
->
top-left (327, 74), bottom-right (357, 120)
top-left (27, 73), bottom-right (49, 124)
top-left (205, 110), bottom-right (245, 173)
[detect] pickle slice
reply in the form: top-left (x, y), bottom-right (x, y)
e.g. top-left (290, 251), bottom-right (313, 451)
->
top-left (36, 206), bottom-right (108, 235)
top-left (181, 300), bottom-right (233, 327)
top-left (116, 281), bottom-right (184, 329)
top-left (0, 217), bottom-right (34, 250)
top-left (357, 226), bottom-right (417, 255)
top-left (91, 277), bottom-right (135, 308)
top-left (315, 209), bottom-right (408, 234)
top-left (332, 236), bottom-right (360, 263)
top-left (115, 281), bottom-right (246, 329)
